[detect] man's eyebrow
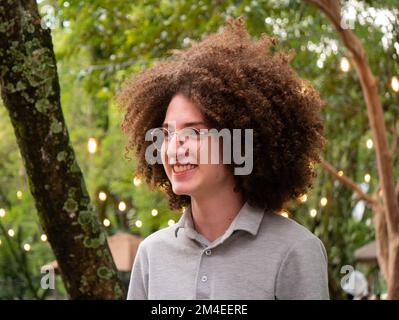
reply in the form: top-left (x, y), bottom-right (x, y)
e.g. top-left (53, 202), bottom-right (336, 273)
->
top-left (162, 121), bottom-right (206, 128)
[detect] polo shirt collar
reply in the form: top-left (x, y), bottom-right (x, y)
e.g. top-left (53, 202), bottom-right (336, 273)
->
top-left (174, 201), bottom-right (265, 243)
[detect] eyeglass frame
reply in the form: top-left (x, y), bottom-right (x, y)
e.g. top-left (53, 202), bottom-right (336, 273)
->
top-left (149, 127), bottom-right (215, 151)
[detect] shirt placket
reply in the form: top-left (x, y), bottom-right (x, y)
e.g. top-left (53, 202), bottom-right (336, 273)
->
top-left (195, 246), bottom-right (215, 299)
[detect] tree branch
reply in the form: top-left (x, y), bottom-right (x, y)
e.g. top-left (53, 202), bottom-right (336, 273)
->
top-left (390, 120), bottom-right (397, 161)
top-left (319, 157), bottom-right (377, 206)
top-left (374, 205), bottom-right (389, 280)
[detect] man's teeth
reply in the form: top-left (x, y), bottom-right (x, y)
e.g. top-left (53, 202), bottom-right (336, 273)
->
top-left (173, 164), bottom-right (197, 172)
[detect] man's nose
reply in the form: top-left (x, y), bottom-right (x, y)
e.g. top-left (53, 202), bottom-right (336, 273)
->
top-left (166, 134), bottom-right (187, 164)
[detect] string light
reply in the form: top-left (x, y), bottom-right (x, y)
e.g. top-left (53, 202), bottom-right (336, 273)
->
top-left (168, 219), bottom-right (175, 226)
top-left (23, 243), bottom-right (31, 251)
top-left (364, 173), bottom-right (371, 183)
top-left (133, 176), bottom-right (142, 186)
top-left (8, 229), bottom-right (15, 237)
top-left (16, 190), bottom-right (22, 199)
top-left (135, 220), bottom-right (143, 228)
top-left (340, 57), bottom-right (350, 72)
top-left (87, 137), bottom-right (98, 154)
top-left (0, 208), bottom-right (5, 218)
top-left (103, 219), bottom-right (111, 227)
top-left (280, 210), bottom-right (289, 218)
top-left (298, 194), bottom-right (308, 203)
top-left (366, 139), bottom-right (373, 149)
top-left (151, 209), bottom-right (158, 216)
top-left (118, 201), bottom-right (127, 212)
top-left (338, 170), bottom-right (344, 177)
top-left (391, 76), bottom-right (399, 92)
top-left (41, 234), bottom-right (47, 242)
top-left (98, 191), bottom-right (107, 201)
top-left (310, 209), bottom-right (317, 218)
top-left (320, 197), bottom-right (328, 207)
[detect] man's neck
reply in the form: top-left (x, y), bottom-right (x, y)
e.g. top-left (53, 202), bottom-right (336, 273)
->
top-left (190, 190), bottom-right (245, 243)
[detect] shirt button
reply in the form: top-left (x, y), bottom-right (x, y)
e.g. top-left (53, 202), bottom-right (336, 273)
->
top-left (205, 249), bottom-right (212, 256)
top-left (201, 275), bottom-right (208, 282)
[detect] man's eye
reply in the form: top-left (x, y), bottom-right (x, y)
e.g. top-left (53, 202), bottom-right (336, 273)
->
top-left (185, 128), bottom-right (200, 136)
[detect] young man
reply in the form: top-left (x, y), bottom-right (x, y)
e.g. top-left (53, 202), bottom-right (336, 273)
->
top-left (117, 16), bottom-right (329, 299)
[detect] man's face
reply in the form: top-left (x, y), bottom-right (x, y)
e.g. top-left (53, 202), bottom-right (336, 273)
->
top-left (161, 93), bottom-right (233, 198)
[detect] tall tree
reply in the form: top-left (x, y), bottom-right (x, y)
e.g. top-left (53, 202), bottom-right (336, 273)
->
top-left (305, 0), bottom-right (399, 299)
top-left (0, 0), bottom-right (125, 299)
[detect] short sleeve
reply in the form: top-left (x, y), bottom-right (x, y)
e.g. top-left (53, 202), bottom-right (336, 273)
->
top-left (127, 242), bottom-right (149, 300)
top-left (275, 236), bottom-right (330, 300)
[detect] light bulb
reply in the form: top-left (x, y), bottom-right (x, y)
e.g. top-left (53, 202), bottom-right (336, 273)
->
top-left (310, 209), bottom-right (317, 218)
top-left (298, 194), bottom-right (308, 203)
top-left (135, 220), bottom-right (143, 228)
top-left (340, 57), bottom-right (350, 72)
top-left (133, 177), bottom-right (142, 186)
top-left (99, 191), bottom-right (107, 201)
top-left (391, 76), bottom-right (399, 92)
top-left (88, 137), bottom-right (98, 154)
top-left (366, 139), bottom-right (373, 149)
top-left (118, 201), bottom-right (127, 212)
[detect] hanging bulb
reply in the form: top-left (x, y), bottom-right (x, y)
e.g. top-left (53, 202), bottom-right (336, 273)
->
top-left (340, 57), bottom-right (350, 72)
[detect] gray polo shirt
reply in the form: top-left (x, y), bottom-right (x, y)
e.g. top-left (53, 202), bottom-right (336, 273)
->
top-left (127, 202), bottom-right (329, 300)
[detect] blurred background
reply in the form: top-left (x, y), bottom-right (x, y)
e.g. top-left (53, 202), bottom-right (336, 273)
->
top-left (0, 0), bottom-right (398, 300)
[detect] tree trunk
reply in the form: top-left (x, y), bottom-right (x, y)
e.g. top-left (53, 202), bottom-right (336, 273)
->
top-left (0, 0), bottom-right (125, 299)
top-left (305, 0), bottom-right (399, 299)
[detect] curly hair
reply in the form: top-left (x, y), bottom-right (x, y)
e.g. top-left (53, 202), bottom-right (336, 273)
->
top-left (116, 16), bottom-right (327, 212)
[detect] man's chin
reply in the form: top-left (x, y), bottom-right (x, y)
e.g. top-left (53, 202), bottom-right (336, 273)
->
top-left (172, 188), bottom-right (192, 196)
top-left (172, 184), bottom-right (197, 197)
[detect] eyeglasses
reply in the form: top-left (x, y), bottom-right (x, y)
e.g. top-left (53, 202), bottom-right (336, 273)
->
top-left (149, 127), bottom-right (212, 151)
